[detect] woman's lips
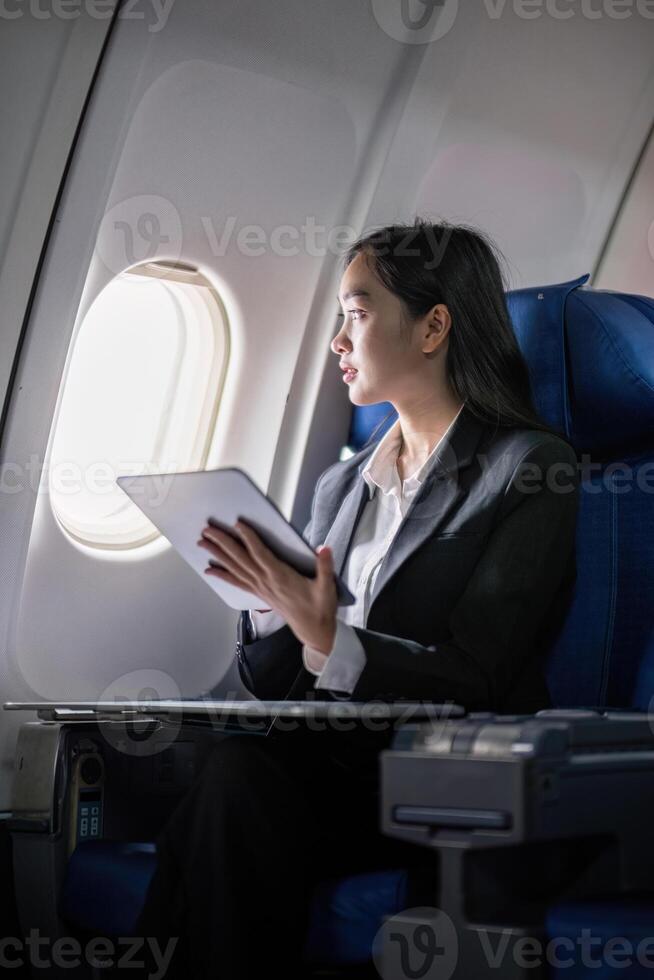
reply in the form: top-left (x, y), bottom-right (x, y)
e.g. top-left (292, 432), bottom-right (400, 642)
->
top-left (343, 369), bottom-right (358, 383)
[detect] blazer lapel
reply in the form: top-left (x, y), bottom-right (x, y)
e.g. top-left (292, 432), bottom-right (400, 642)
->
top-left (322, 476), bottom-right (369, 578)
top-left (367, 405), bottom-right (485, 607)
top-left (317, 404), bottom-right (486, 609)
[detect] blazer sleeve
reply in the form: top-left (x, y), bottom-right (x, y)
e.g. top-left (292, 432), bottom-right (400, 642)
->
top-left (234, 470), bottom-right (327, 700)
top-left (345, 438), bottom-right (580, 710)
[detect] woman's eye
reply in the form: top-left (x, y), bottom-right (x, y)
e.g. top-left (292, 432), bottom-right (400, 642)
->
top-left (348, 309), bottom-right (366, 321)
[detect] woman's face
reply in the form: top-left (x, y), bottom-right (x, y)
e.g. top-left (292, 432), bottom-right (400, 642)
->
top-left (332, 250), bottom-right (425, 406)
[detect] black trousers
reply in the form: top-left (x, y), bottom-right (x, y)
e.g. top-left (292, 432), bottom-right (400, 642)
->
top-left (133, 722), bottom-right (431, 979)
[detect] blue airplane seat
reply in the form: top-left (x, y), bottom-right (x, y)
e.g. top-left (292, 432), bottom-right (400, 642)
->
top-left (507, 276), bottom-right (654, 977)
top-left (346, 400), bottom-right (397, 450)
top-left (61, 841), bottom-right (158, 937)
top-left (507, 276), bottom-right (654, 710)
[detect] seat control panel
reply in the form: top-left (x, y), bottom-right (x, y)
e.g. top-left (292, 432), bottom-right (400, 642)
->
top-left (69, 746), bottom-right (104, 852)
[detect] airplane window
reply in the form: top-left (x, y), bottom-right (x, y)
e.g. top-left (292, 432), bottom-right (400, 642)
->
top-left (48, 261), bottom-right (229, 550)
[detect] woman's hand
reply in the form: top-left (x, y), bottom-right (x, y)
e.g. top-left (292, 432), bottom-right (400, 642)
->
top-left (197, 521), bottom-right (338, 655)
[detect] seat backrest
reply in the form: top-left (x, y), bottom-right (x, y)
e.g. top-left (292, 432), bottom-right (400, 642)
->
top-left (508, 277), bottom-right (654, 709)
top-left (348, 277), bottom-right (654, 710)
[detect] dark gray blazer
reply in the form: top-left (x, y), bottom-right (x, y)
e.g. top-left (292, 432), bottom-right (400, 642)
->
top-left (236, 404), bottom-right (579, 714)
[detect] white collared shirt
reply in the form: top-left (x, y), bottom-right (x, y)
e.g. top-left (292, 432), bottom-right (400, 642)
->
top-left (248, 404), bottom-right (465, 695)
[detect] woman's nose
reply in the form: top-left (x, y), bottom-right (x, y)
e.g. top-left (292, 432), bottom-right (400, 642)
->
top-left (330, 322), bottom-right (350, 355)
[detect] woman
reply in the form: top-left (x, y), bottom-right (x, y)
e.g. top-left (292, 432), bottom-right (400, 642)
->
top-left (135, 219), bottom-right (579, 978)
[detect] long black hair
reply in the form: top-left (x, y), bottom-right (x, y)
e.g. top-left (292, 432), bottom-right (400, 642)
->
top-left (342, 218), bottom-right (569, 447)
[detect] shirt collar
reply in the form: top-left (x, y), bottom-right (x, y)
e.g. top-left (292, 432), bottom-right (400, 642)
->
top-left (361, 402), bottom-right (465, 500)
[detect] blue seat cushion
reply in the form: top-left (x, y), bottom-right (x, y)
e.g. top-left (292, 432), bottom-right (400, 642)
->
top-left (303, 867), bottom-right (409, 965)
top-left (61, 841), bottom-right (158, 937)
top-left (61, 840), bottom-right (410, 966)
top-left (546, 894), bottom-right (654, 978)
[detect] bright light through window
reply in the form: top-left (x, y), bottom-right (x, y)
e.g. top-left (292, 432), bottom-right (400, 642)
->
top-left (49, 262), bottom-right (229, 550)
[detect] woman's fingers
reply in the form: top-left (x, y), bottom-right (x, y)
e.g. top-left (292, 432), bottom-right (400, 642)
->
top-left (197, 531), bottom-right (256, 589)
top-left (232, 521), bottom-right (282, 576)
top-left (232, 522), bottom-right (296, 596)
top-left (198, 527), bottom-right (249, 568)
top-left (199, 525), bottom-right (240, 553)
top-left (197, 521), bottom-right (295, 609)
top-left (201, 550), bottom-right (257, 592)
top-left (204, 564), bottom-right (250, 588)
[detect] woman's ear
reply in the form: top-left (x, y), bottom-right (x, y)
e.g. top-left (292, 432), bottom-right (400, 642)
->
top-left (422, 303), bottom-right (452, 355)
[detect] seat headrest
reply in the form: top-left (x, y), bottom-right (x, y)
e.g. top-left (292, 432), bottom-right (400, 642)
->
top-left (508, 275), bottom-right (654, 458)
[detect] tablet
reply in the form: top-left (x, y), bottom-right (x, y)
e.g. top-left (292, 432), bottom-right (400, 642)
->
top-left (116, 467), bottom-right (356, 610)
